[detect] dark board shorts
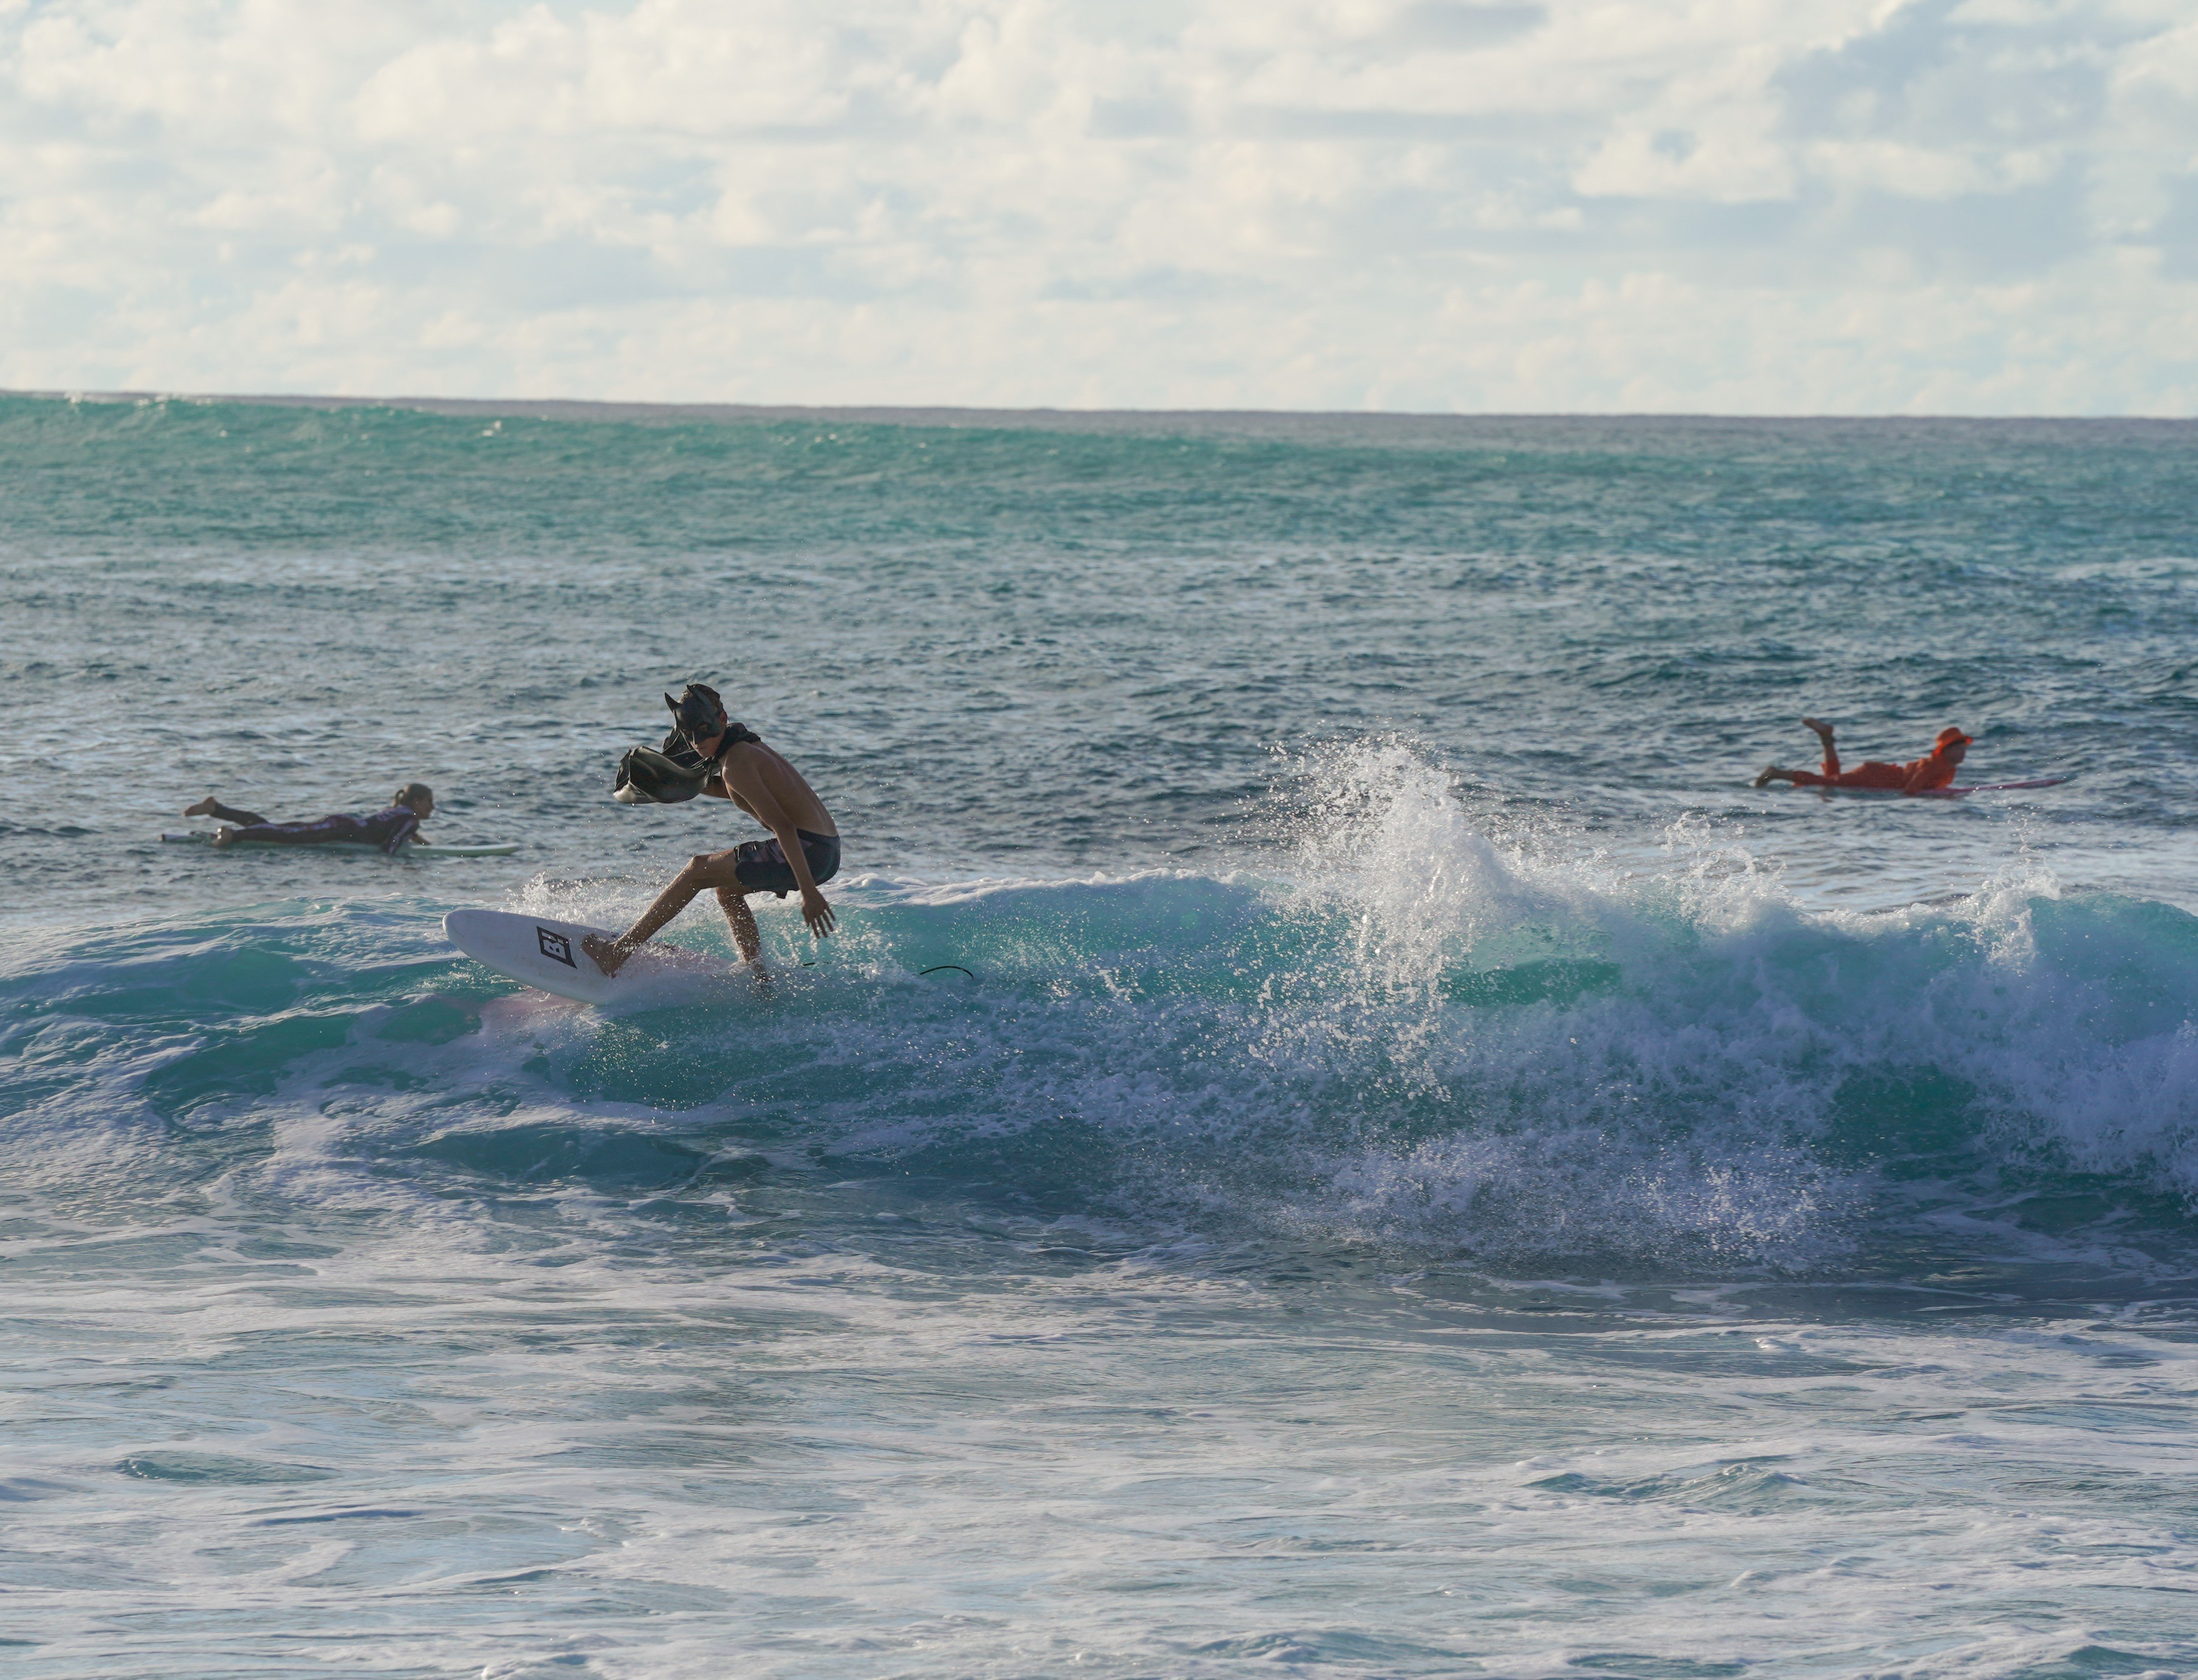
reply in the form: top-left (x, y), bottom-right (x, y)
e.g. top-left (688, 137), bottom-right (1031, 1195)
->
top-left (731, 830), bottom-right (841, 898)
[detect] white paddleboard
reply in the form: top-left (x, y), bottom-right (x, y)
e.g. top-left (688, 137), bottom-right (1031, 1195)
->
top-left (443, 908), bottom-right (730, 1005)
top-left (162, 831), bottom-right (521, 857)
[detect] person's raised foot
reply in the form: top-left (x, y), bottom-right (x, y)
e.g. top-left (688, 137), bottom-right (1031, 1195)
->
top-left (1801, 716), bottom-right (1835, 742)
top-left (580, 933), bottom-right (631, 978)
top-left (183, 796), bottom-right (219, 818)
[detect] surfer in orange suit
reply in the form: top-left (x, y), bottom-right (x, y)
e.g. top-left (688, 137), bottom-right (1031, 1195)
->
top-left (1753, 719), bottom-right (1971, 793)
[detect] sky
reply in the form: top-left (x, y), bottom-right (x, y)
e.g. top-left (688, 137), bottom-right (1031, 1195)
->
top-left (3, 0), bottom-right (2196, 413)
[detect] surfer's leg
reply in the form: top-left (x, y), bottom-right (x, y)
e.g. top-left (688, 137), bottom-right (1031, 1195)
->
top-left (211, 815), bottom-right (362, 848)
top-left (186, 797), bottom-right (270, 826)
top-left (1836, 761), bottom-right (1910, 790)
top-left (700, 834), bottom-right (827, 967)
top-left (583, 850), bottom-right (742, 976)
top-left (1803, 717), bottom-right (1840, 779)
top-left (1758, 718), bottom-right (1841, 787)
top-left (714, 886), bottom-right (764, 965)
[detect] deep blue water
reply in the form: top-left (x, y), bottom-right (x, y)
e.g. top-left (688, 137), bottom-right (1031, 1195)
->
top-left (3, 394), bottom-right (2196, 1677)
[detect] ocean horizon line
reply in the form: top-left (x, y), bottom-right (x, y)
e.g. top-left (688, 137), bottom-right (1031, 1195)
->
top-left (9, 386), bottom-right (2194, 431)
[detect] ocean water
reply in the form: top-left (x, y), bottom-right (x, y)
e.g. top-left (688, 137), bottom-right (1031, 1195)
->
top-left (3, 393), bottom-right (2196, 1678)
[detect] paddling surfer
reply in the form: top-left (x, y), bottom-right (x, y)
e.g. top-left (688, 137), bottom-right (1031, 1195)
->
top-left (584, 684), bottom-right (839, 976)
top-left (1753, 719), bottom-right (1971, 794)
top-left (185, 784), bottom-right (435, 853)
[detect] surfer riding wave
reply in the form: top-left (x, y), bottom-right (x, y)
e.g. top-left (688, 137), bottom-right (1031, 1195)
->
top-left (585, 684), bottom-right (839, 977)
top-left (185, 784), bottom-right (435, 853)
top-left (1753, 719), bottom-right (1970, 794)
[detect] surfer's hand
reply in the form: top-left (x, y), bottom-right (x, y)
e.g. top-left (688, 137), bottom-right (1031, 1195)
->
top-left (800, 888), bottom-right (836, 938)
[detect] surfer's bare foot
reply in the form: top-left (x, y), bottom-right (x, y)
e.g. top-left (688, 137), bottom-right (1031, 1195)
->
top-left (184, 796), bottom-right (219, 818)
top-left (1802, 716), bottom-right (1835, 743)
top-left (581, 933), bottom-right (632, 977)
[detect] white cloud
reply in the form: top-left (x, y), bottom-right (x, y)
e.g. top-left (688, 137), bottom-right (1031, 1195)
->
top-left (0, 0), bottom-right (2193, 410)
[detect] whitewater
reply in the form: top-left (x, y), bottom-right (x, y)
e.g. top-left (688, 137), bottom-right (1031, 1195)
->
top-left (2, 396), bottom-right (2195, 1678)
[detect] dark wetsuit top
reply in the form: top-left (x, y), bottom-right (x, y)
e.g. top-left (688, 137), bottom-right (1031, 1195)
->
top-left (225, 805), bottom-right (422, 855)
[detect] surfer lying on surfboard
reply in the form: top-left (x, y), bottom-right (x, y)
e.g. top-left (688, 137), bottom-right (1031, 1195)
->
top-left (583, 684), bottom-right (840, 977)
top-left (184, 783), bottom-right (435, 853)
top-left (1753, 720), bottom-right (1969, 793)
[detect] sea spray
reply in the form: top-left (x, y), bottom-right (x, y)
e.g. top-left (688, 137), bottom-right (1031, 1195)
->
top-left (1224, 740), bottom-right (2198, 1262)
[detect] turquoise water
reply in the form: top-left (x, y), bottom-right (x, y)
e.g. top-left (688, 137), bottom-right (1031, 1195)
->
top-left (3, 394), bottom-right (2196, 1676)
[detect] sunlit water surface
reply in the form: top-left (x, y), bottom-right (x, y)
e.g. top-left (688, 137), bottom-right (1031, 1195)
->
top-left (3, 397), bottom-right (2196, 1678)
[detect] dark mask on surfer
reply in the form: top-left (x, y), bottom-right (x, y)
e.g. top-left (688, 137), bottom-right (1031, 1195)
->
top-left (665, 683), bottom-right (728, 745)
top-left (663, 684), bottom-right (763, 755)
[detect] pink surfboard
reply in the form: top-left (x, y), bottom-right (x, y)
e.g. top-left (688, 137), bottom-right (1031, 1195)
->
top-left (1770, 776), bottom-right (2073, 799)
top-left (1913, 776), bottom-right (2073, 798)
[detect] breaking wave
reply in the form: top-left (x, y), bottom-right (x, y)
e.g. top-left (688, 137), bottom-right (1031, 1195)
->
top-left (6, 743), bottom-right (2195, 1281)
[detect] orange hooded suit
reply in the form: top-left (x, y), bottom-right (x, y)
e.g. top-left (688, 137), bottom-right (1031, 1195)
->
top-left (1783, 727), bottom-right (1972, 793)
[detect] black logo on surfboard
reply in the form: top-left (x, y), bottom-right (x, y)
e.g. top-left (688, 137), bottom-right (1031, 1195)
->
top-left (537, 927), bottom-right (576, 967)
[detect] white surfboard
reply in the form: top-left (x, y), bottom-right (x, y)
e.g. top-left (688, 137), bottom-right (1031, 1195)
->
top-left (162, 831), bottom-right (521, 857)
top-left (443, 908), bottom-right (731, 1005)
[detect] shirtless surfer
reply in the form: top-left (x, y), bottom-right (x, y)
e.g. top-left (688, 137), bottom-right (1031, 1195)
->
top-left (1752, 719), bottom-right (1970, 794)
top-left (583, 684), bottom-right (839, 976)
top-left (186, 784), bottom-right (434, 853)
